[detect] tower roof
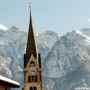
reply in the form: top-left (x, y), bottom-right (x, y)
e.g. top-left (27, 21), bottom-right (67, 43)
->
top-left (26, 10), bottom-right (38, 58)
top-left (25, 9), bottom-right (38, 64)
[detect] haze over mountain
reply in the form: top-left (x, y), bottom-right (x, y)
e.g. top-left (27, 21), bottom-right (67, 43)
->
top-left (0, 25), bottom-right (90, 90)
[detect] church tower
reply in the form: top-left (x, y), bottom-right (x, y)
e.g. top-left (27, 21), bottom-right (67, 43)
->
top-left (24, 9), bottom-right (42, 90)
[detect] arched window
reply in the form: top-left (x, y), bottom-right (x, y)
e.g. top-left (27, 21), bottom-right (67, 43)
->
top-left (30, 87), bottom-right (33, 90)
top-left (32, 76), bottom-right (34, 82)
top-left (40, 75), bottom-right (42, 81)
top-left (5, 88), bottom-right (7, 90)
top-left (34, 87), bottom-right (37, 90)
top-left (28, 76), bottom-right (31, 82)
top-left (35, 76), bottom-right (37, 82)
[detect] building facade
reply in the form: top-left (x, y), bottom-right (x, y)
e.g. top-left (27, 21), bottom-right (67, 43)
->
top-left (0, 85), bottom-right (10, 90)
top-left (24, 10), bottom-right (42, 90)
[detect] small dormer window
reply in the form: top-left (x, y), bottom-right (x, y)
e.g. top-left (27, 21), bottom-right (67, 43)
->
top-left (30, 61), bottom-right (35, 66)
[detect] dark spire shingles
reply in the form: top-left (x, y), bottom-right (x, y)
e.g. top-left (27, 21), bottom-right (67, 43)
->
top-left (24, 10), bottom-right (38, 68)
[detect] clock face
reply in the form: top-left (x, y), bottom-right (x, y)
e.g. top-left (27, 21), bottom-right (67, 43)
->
top-left (30, 61), bottom-right (35, 67)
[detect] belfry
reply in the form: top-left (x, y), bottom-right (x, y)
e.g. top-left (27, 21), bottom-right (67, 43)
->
top-left (24, 9), bottom-right (42, 90)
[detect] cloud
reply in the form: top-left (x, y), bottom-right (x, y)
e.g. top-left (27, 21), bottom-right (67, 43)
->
top-left (88, 18), bottom-right (90, 22)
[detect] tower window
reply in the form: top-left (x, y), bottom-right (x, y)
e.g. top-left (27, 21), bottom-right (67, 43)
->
top-left (28, 76), bottom-right (31, 82)
top-left (32, 76), bottom-right (34, 82)
top-left (28, 76), bottom-right (38, 82)
top-left (40, 74), bottom-right (42, 81)
top-left (30, 87), bottom-right (33, 90)
top-left (35, 76), bottom-right (37, 82)
top-left (34, 87), bottom-right (37, 90)
top-left (5, 88), bottom-right (7, 90)
top-left (30, 87), bottom-right (37, 90)
top-left (30, 61), bottom-right (35, 66)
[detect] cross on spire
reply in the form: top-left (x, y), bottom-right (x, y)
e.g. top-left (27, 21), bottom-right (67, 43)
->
top-left (29, 2), bottom-right (32, 8)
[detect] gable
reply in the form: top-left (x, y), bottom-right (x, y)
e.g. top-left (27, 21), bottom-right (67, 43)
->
top-left (25, 54), bottom-right (40, 71)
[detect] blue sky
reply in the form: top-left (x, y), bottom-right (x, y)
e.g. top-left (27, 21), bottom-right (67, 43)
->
top-left (0, 0), bottom-right (90, 36)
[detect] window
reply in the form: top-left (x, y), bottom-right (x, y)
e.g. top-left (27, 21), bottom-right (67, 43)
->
top-left (32, 76), bottom-right (34, 82)
top-left (30, 61), bottom-right (35, 66)
top-left (34, 87), bottom-right (37, 90)
top-left (28, 76), bottom-right (38, 82)
top-left (40, 75), bottom-right (42, 81)
top-left (5, 88), bottom-right (7, 90)
top-left (28, 76), bottom-right (31, 82)
top-left (35, 76), bottom-right (37, 82)
top-left (30, 87), bottom-right (33, 90)
top-left (30, 87), bottom-right (37, 90)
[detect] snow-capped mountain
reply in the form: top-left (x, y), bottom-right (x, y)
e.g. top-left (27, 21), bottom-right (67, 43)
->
top-left (69, 29), bottom-right (90, 46)
top-left (0, 25), bottom-right (90, 90)
top-left (43, 28), bottom-right (90, 90)
top-left (43, 32), bottom-right (90, 90)
top-left (37, 30), bottom-right (59, 64)
top-left (0, 24), bottom-right (8, 31)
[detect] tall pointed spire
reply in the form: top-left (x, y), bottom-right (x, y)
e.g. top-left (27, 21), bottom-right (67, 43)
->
top-left (24, 9), bottom-right (38, 67)
top-left (27, 9), bottom-right (38, 58)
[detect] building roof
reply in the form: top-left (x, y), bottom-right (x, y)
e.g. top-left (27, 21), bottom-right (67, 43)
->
top-left (0, 75), bottom-right (20, 88)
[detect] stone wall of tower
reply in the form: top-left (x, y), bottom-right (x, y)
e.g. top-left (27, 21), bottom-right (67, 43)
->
top-left (24, 54), bottom-right (42, 90)
top-left (24, 82), bottom-right (42, 90)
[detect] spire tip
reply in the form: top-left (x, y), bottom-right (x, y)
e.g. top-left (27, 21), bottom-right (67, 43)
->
top-left (29, 2), bottom-right (32, 8)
